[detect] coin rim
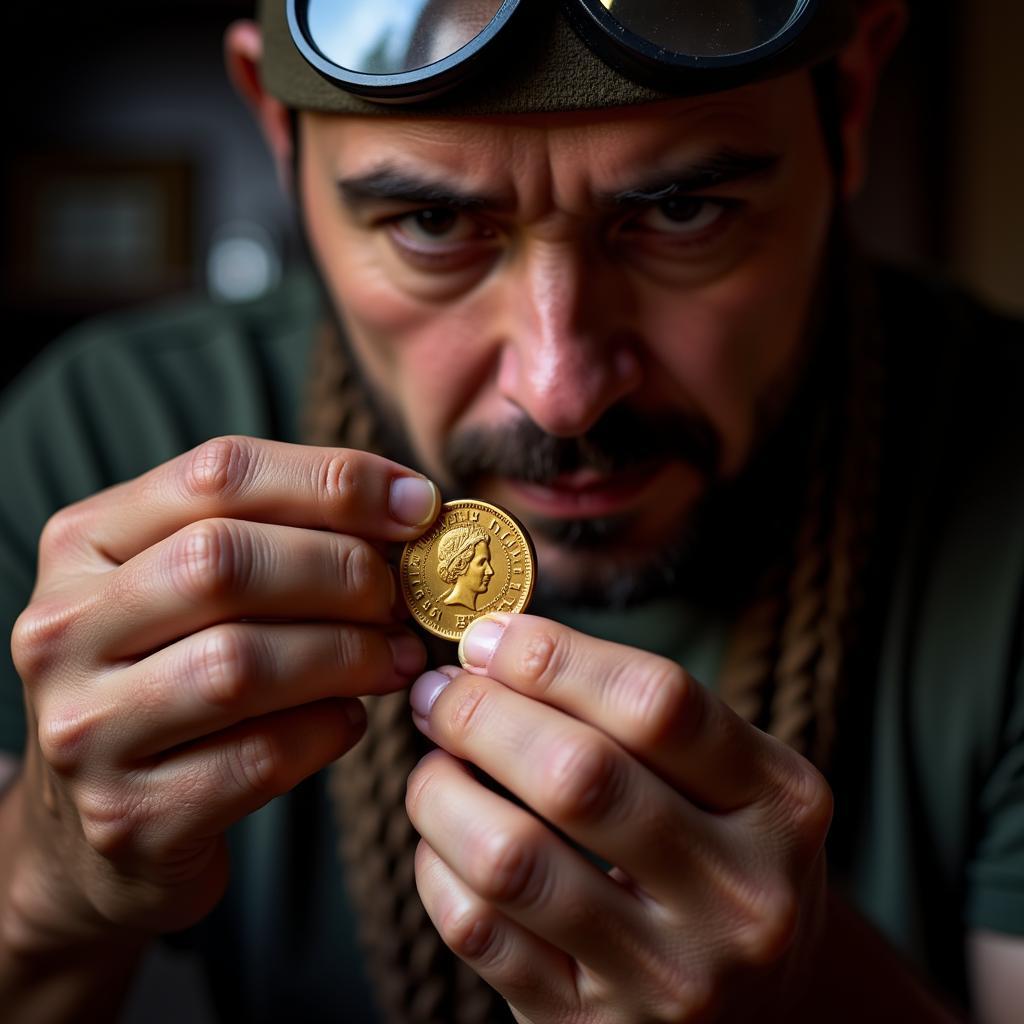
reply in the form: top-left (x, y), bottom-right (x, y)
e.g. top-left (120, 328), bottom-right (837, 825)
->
top-left (399, 498), bottom-right (537, 641)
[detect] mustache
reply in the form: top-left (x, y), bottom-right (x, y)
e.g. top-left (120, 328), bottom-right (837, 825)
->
top-left (443, 405), bottom-right (720, 489)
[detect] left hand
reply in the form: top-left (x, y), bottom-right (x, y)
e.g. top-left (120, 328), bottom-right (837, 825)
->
top-left (406, 613), bottom-right (833, 1023)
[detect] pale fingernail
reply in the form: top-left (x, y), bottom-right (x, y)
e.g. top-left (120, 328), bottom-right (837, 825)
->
top-left (388, 632), bottom-right (426, 677)
top-left (410, 670), bottom-right (452, 717)
top-left (458, 616), bottom-right (506, 670)
top-left (390, 477), bottom-right (440, 528)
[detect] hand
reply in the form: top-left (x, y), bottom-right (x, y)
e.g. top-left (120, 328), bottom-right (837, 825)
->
top-left (10, 436), bottom-right (438, 941)
top-left (406, 613), bottom-right (833, 1023)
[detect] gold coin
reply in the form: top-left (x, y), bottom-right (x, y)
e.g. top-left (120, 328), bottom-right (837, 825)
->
top-left (399, 499), bottom-right (537, 642)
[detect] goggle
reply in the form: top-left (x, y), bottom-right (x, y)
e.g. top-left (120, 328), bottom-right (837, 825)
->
top-left (286, 0), bottom-right (849, 105)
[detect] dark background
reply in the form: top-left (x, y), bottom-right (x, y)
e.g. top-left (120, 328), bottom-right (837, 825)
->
top-left (2, 0), bottom-right (1022, 393)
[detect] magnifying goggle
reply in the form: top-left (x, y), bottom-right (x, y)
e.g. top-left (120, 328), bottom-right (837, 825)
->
top-left (287, 0), bottom-right (845, 104)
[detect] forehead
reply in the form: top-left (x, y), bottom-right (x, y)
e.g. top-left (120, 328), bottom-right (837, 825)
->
top-left (303, 72), bottom-right (818, 202)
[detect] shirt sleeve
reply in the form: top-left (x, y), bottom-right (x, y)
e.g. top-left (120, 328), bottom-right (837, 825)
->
top-left (0, 283), bottom-right (315, 758)
top-left (0, 332), bottom-right (115, 755)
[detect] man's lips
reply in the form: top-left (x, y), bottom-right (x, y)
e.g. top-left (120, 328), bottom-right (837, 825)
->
top-left (494, 462), bottom-right (673, 519)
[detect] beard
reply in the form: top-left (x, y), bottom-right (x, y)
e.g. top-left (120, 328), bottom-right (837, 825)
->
top-left (441, 408), bottom-right (723, 609)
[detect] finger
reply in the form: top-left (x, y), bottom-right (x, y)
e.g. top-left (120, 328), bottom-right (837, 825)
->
top-left (457, 613), bottom-right (817, 815)
top-left (95, 519), bottom-right (400, 658)
top-left (414, 838), bottom-right (580, 1021)
top-left (411, 670), bottom-right (734, 900)
top-left (102, 622), bottom-right (425, 760)
top-left (44, 437), bottom-right (440, 572)
top-left (406, 749), bottom-right (653, 981)
top-left (74, 697), bottom-right (364, 867)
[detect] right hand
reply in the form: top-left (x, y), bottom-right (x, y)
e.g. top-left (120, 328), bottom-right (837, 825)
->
top-left (9, 436), bottom-right (439, 941)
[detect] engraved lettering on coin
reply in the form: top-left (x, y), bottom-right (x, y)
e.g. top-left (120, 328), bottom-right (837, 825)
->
top-left (400, 499), bottom-right (536, 641)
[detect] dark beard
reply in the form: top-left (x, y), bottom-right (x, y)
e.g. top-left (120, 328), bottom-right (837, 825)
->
top-left (441, 408), bottom-right (722, 609)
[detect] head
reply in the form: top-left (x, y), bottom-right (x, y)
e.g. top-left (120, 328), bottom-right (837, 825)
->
top-left (227, 0), bottom-right (905, 607)
top-left (437, 526), bottom-right (493, 589)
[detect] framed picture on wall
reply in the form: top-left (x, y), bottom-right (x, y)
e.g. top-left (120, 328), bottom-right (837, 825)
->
top-left (5, 153), bottom-right (194, 309)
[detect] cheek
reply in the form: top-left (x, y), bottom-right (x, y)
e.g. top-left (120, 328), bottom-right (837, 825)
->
top-left (329, 254), bottom-right (500, 470)
top-left (300, 158), bottom-right (498, 472)
top-left (642, 199), bottom-right (830, 475)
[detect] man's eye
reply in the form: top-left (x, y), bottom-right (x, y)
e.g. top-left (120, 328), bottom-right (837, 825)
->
top-left (631, 197), bottom-right (730, 237)
top-left (393, 208), bottom-right (480, 245)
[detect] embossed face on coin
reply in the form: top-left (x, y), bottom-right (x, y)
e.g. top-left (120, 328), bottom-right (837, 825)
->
top-left (400, 500), bottom-right (536, 641)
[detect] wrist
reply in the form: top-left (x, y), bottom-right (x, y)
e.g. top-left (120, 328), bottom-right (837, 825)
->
top-left (2, 774), bottom-right (151, 959)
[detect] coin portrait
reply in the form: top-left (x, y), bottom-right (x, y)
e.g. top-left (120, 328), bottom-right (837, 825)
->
top-left (400, 500), bottom-right (536, 641)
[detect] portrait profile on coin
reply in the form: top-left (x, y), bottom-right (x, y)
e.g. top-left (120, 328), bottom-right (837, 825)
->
top-left (436, 525), bottom-right (495, 611)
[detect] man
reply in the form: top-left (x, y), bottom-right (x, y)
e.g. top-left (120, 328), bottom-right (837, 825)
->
top-left (1, 1), bottom-right (1022, 1021)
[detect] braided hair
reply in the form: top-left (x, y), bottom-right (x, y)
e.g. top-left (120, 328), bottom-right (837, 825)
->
top-left (305, 241), bottom-right (886, 1022)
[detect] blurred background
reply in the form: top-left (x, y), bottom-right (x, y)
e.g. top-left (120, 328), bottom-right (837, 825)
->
top-left (2, 0), bottom-right (1022, 392)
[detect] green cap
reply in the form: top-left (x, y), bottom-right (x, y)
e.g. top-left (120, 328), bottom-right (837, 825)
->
top-left (259, 0), bottom-right (857, 117)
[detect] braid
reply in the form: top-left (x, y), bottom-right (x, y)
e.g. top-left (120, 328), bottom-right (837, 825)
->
top-left (720, 254), bottom-right (886, 773)
top-left (305, 251), bottom-right (885, 1017)
top-left (304, 323), bottom-right (506, 1023)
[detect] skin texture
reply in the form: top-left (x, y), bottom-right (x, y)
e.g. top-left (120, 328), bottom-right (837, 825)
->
top-left (0, 442), bottom-right (438, 1017)
top-left (298, 84), bottom-right (833, 596)
top-left (2, 1), bottom-right (1019, 1021)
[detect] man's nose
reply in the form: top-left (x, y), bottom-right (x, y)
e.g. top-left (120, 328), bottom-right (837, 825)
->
top-left (496, 240), bottom-right (641, 437)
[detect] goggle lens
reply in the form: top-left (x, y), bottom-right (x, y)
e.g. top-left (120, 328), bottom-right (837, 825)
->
top-left (597, 0), bottom-right (812, 60)
top-left (303, 0), bottom-right (508, 76)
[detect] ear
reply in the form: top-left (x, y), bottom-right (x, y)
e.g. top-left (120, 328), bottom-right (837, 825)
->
top-left (224, 20), bottom-right (295, 190)
top-left (836, 0), bottom-right (908, 198)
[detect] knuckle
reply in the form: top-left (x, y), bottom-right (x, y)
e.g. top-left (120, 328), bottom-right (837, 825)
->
top-left (624, 658), bottom-right (703, 747)
top-left (169, 519), bottom-right (248, 600)
top-left (332, 627), bottom-right (373, 674)
top-left (515, 630), bottom-right (561, 696)
top-left (781, 761), bottom-right (834, 848)
top-left (404, 766), bottom-right (432, 818)
top-left (183, 436), bottom-right (253, 503)
top-left (467, 823), bottom-right (544, 906)
top-left (317, 451), bottom-right (362, 518)
top-left (190, 626), bottom-right (257, 708)
top-left (335, 540), bottom-right (375, 597)
top-left (38, 503), bottom-right (91, 559)
top-left (733, 884), bottom-right (801, 968)
top-left (77, 784), bottom-right (146, 859)
top-left (542, 734), bottom-right (620, 822)
top-left (439, 905), bottom-right (500, 964)
top-left (36, 705), bottom-right (98, 774)
top-left (444, 682), bottom-right (491, 741)
top-left (227, 731), bottom-right (284, 797)
top-left (11, 600), bottom-right (76, 682)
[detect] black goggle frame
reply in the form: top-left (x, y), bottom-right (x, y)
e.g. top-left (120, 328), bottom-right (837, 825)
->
top-left (286, 0), bottom-right (830, 104)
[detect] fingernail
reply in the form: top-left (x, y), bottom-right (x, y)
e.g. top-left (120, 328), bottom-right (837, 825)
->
top-left (410, 670), bottom-right (452, 717)
top-left (458, 616), bottom-right (506, 670)
top-left (390, 477), bottom-right (440, 528)
top-left (389, 632), bottom-right (426, 677)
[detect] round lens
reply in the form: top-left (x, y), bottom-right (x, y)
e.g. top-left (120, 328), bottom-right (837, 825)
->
top-left (303, 0), bottom-right (509, 76)
top-left (599, 0), bottom-right (812, 60)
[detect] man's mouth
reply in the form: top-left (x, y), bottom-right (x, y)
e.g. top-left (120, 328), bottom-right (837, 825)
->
top-left (488, 461), bottom-right (674, 519)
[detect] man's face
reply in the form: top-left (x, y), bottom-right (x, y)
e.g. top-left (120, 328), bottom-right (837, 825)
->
top-left (298, 72), bottom-right (834, 604)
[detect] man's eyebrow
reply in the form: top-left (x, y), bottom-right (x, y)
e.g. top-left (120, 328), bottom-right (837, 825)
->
top-left (337, 168), bottom-right (509, 210)
top-left (604, 149), bottom-right (782, 205)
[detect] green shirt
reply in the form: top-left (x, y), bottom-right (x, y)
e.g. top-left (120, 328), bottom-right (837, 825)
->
top-left (1, 269), bottom-right (1021, 1019)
